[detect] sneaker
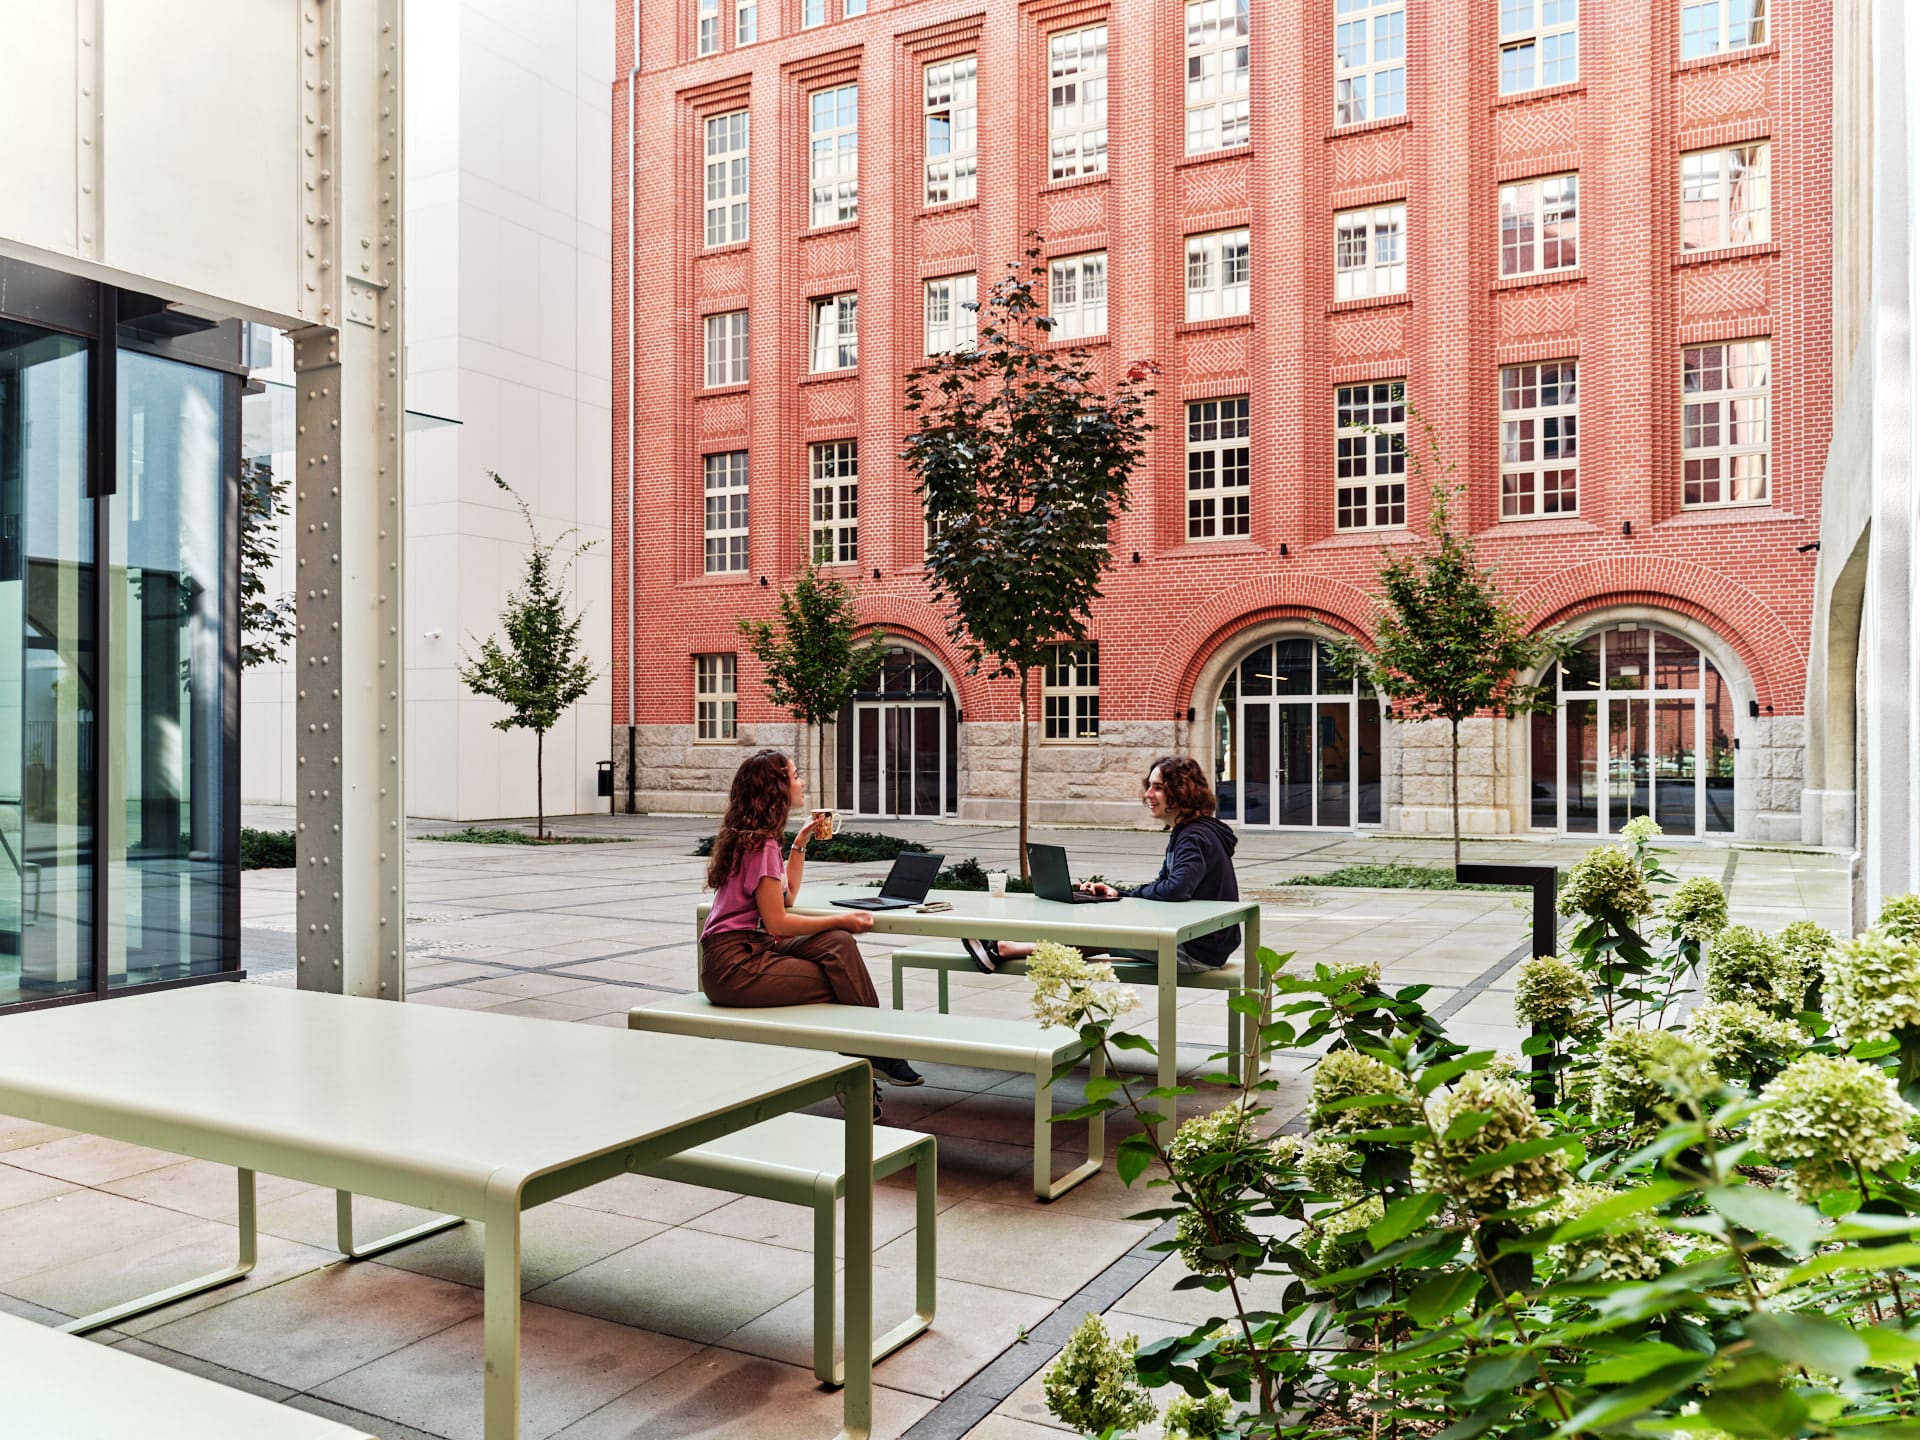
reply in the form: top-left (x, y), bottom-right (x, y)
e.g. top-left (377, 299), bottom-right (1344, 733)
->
top-left (960, 937), bottom-right (999, 974)
top-left (872, 1055), bottom-right (925, 1087)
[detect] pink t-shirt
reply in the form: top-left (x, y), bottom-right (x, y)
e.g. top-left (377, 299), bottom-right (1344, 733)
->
top-left (704, 837), bottom-right (787, 938)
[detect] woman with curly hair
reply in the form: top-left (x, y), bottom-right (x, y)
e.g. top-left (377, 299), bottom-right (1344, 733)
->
top-left (702, 750), bottom-right (923, 1092)
top-left (961, 755), bottom-right (1241, 973)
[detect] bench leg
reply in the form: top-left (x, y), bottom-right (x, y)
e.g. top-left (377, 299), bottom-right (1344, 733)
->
top-left (890, 954), bottom-right (905, 1010)
top-left (813, 1140), bottom-right (938, 1387)
top-left (59, 1167), bottom-right (259, 1335)
top-left (1224, 982), bottom-right (1243, 1085)
top-left (482, 1179), bottom-right (524, 1440)
top-left (336, 1190), bottom-right (464, 1259)
top-left (937, 968), bottom-right (949, 1015)
top-left (1033, 1046), bottom-right (1105, 1201)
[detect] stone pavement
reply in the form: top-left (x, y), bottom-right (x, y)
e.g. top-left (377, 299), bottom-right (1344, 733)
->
top-left (0, 811), bottom-right (1849, 1439)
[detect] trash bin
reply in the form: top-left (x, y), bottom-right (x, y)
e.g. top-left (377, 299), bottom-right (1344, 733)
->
top-left (596, 760), bottom-right (614, 814)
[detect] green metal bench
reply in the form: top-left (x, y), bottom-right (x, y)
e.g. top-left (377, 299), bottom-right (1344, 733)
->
top-left (629, 994), bottom-right (1105, 1201)
top-left (888, 943), bottom-right (1264, 1082)
top-left (637, 1112), bottom-right (935, 1387)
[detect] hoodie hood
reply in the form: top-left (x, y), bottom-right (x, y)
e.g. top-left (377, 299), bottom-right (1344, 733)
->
top-left (1181, 814), bottom-right (1238, 855)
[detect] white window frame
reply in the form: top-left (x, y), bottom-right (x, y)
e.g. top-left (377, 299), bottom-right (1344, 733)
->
top-left (1334, 0), bottom-right (1406, 127)
top-left (802, 0), bottom-right (823, 26)
top-left (1500, 0), bottom-right (1579, 94)
top-left (1680, 142), bottom-right (1771, 252)
top-left (809, 83), bottom-right (859, 228)
top-left (1680, 0), bottom-right (1766, 60)
top-left (1500, 360), bottom-right (1580, 518)
top-left (1186, 397), bottom-right (1251, 541)
top-left (1048, 25), bottom-right (1109, 181)
top-left (703, 310), bottom-right (749, 388)
top-left (1499, 173), bottom-right (1580, 277)
top-left (1185, 229), bottom-right (1251, 322)
top-left (1048, 252), bottom-right (1108, 340)
top-left (1334, 381), bottom-right (1407, 530)
top-left (695, 654), bottom-right (738, 740)
top-left (809, 440), bottom-right (859, 564)
top-left (1334, 203), bottom-right (1406, 301)
top-left (704, 110), bottom-right (749, 249)
top-left (844, 0), bottom-right (865, 14)
top-left (1682, 339), bottom-right (1770, 508)
top-left (698, 0), bottom-right (720, 55)
top-left (736, 0), bottom-right (757, 44)
top-left (703, 452), bottom-right (749, 574)
top-left (924, 274), bottom-right (978, 356)
top-left (924, 57), bottom-right (978, 206)
top-left (1185, 0), bottom-right (1250, 154)
top-left (1042, 643), bottom-right (1100, 741)
top-left (809, 293), bottom-right (858, 373)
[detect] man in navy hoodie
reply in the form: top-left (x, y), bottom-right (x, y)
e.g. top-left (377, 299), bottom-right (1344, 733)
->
top-left (961, 755), bottom-right (1240, 972)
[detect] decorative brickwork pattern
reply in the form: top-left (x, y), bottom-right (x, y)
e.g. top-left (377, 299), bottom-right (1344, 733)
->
top-left (1497, 95), bottom-right (1582, 157)
top-left (1331, 127), bottom-right (1407, 186)
top-left (1183, 329), bottom-right (1249, 378)
top-left (1678, 259), bottom-right (1769, 320)
top-left (1330, 307), bottom-right (1407, 358)
top-left (1679, 58), bottom-right (1774, 127)
top-left (1497, 285), bottom-right (1580, 338)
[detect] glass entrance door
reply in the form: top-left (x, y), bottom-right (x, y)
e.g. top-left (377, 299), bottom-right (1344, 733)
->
top-left (838, 647), bottom-right (957, 819)
top-left (1212, 637), bottom-right (1382, 829)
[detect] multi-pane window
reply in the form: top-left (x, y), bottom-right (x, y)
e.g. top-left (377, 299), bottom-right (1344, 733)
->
top-left (703, 451), bottom-right (749, 573)
top-left (809, 441), bottom-right (859, 563)
top-left (736, 0), bottom-right (756, 44)
top-left (1682, 340), bottom-right (1770, 507)
top-left (810, 293), bottom-right (858, 372)
top-left (1500, 361), bottom-right (1579, 517)
top-left (1186, 398), bottom-right (1251, 540)
top-left (809, 83), bottom-right (858, 227)
top-left (698, 0), bottom-right (719, 54)
top-left (1185, 230), bottom-right (1251, 321)
top-left (1680, 0), bottom-right (1766, 60)
top-left (1048, 26), bottom-right (1109, 181)
top-left (1680, 143), bottom-right (1770, 251)
top-left (695, 654), bottom-right (738, 740)
top-left (1335, 381), bottom-right (1407, 529)
top-left (803, 0), bottom-right (822, 25)
top-left (1334, 0), bottom-right (1406, 127)
top-left (1043, 644), bottom-right (1100, 741)
top-left (704, 111), bottom-right (749, 248)
top-left (1185, 0), bottom-right (1250, 154)
top-left (1500, 0), bottom-right (1579, 94)
top-left (924, 58), bottom-right (978, 206)
top-left (703, 311), bottom-right (748, 387)
top-left (925, 274), bottom-right (978, 355)
top-left (1334, 203), bottom-right (1406, 300)
top-left (1499, 174), bottom-right (1579, 277)
top-left (1048, 253), bottom-right (1108, 340)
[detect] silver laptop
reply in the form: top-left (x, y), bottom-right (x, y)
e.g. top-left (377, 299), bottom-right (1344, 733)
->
top-left (831, 852), bottom-right (945, 910)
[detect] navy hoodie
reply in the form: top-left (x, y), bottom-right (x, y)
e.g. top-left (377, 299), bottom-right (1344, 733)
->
top-left (1123, 816), bottom-right (1241, 964)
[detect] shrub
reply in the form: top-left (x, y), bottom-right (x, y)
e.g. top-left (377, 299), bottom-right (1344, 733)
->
top-left (1662, 876), bottom-right (1730, 944)
top-left (239, 828), bottom-right (296, 870)
top-left (1041, 1314), bottom-right (1155, 1438)
top-left (691, 828), bottom-right (931, 862)
top-left (1702, 924), bottom-right (1800, 1013)
top-left (1822, 926), bottom-right (1920, 1045)
top-left (1750, 1054), bottom-right (1917, 1200)
top-left (1514, 954), bottom-right (1592, 1034)
top-left (1557, 844), bottom-right (1654, 922)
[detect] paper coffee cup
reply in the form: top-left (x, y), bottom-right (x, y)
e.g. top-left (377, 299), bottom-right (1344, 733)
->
top-left (987, 870), bottom-right (1008, 897)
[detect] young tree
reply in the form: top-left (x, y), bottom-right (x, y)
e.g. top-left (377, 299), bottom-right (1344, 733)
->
top-left (458, 473), bottom-right (600, 839)
top-left (239, 458), bottom-right (295, 670)
top-left (903, 240), bottom-right (1156, 877)
top-left (738, 559), bottom-right (887, 798)
top-left (1332, 411), bottom-right (1568, 868)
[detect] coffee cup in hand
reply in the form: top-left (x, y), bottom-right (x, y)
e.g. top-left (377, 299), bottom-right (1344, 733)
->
top-left (811, 809), bottom-right (836, 840)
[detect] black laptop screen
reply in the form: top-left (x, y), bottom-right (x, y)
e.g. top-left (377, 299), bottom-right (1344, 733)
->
top-left (880, 851), bottom-right (944, 901)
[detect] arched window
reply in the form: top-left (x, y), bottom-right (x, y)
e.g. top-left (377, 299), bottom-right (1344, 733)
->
top-left (1213, 636), bottom-right (1382, 828)
top-left (1530, 622), bottom-right (1735, 836)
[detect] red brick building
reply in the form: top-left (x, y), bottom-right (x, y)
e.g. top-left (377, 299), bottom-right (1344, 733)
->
top-left (612, 0), bottom-right (1829, 841)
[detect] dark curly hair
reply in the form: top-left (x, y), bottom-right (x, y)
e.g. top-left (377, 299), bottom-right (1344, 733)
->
top-left (706, 750), bottom-right (794, 890)
top-left (1145, 754), bottom-right (1216, 822)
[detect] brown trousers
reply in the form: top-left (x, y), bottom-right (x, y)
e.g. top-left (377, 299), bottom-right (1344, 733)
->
top-left (702, 927), bottom-right (880, 1009)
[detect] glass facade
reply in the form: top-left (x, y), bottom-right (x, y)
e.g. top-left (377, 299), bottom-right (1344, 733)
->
top-left (1213, 637), bottom-right (1383, 829)
top-left (0, 262), bottom-right (240, 1011)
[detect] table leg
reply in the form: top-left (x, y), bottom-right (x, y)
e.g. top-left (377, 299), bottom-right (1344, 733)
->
top-left (59, 1167), bottom-right (259, 1335)
top-left (1157, 934), bottom-right (1179, 1146)
top-left (483, 1183), bottom-right (524, 1440)
top-left (336, 1190), bottom-right (463, 1259)
top-left (1242, 905), bottom-right (1267, 1078)
top-left (837, 1068), bottom-right (873, 1440)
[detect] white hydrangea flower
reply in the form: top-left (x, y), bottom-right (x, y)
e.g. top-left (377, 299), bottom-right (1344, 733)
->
top-left (1750, 1055), bottom-right (1918, 1200)
top-left (1821, 929), bottom-right (1920, 1045)
top-left (1621, 815), bottom-right (1663, 847)
top-left (1682, 1001), bottom-right (1808, 1073)
top-left (1025, 941), bottom-right (1139, 1029)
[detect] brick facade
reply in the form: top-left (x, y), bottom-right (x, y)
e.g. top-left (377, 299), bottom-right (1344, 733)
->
top-left (613, 0), bottom-right (1832, 839)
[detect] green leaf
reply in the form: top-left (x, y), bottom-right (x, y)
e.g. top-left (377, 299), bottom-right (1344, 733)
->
top-left (1458, 1352), bottom-right (1534, 1404)
top-left (1116, 1135), bottom-right (1157, 1188)
top-left (1745, 1311), bottom-right (1870, 1378)
top-left (1706, 1184), bottom-right (1826, 1253)
top-left (1106, 1032), bottom-right (1157, 1054)
top-left (1416, 1050), bottom-right (1498, 1095)
top-left (1583, 1343), bottom-right (1700, 1384)
top-left (1368, 1193), bottom-right (1447, 1249)
top-left (1402, 1269), bottom-right (1482, 1325)
top-left (1550, 1180), bottom-right (1689, 1243)
top-left (1458, 1134), bottom-right (1582, 1179)
top-left (1783, 1241), bottom-right (1920, 1283)
top-left (1441, 1111), bottom-right (1496, 1145)
top-left (1551, 1357), bottom-right (1711, 1436)
top-left (1859, 1325), bottom-right (1920, 1372)
top-left (1081, 1076), bottom-right (1123, 1102)
top-left (1697, 1381), bottom-right (1810, 1438)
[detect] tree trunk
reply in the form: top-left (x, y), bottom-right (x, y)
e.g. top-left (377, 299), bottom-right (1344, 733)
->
top-left (536, 730), bottom-right (546, 840)
top-left (816, 718), bottom-right (828, 813)
top-left (1449, 717), bottom-right (1462, 871)
top-left (1018, 668), bottom-right (1032, 882)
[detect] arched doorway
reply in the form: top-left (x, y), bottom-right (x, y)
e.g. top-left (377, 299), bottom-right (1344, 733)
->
top-left (1212, 636), bottom-right (1383, 829)
top-left (835, 646), bottom-right (958, 819)
top-left (1529, 622), bottom-right (1735, 836)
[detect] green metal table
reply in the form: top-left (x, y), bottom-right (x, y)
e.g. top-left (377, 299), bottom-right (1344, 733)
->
top-left (722, 885), bottom-right (1261, 1141)
top-left (0, 985), bottom-right (875, 1440)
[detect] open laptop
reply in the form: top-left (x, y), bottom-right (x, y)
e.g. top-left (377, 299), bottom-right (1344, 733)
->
top-left (831, 851), bottom-right (945, 910)
top-left (1027, 843), bottom-right (1123, 904)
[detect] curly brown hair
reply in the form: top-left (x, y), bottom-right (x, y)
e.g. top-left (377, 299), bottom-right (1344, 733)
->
top-left (706, 750), bottom-right (794, 890)
top-left (1145, 754), bottom-right (1216, 822)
